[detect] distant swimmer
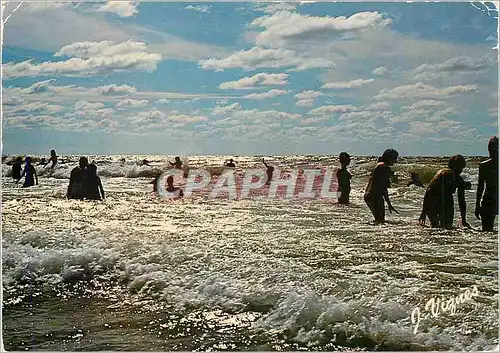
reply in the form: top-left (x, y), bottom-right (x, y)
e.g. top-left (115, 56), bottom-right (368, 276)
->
top-left (45, 149), bottom-right (58, 169)
top-left (169, 156), bottom-right (183, 169)
top-left (336, 152), bottom-right (352, 204)
top-left (407, 172), bottom-right (424, 187)
top-left (12, 156), bottom-right (22, 180)
top-left (419, 154), bottom-right (470, 229)
top-left (38, 158), bottom-right (47, 166)
top-left (67, 157), bottom-right (88, 200)
top-left (16, 156), bottom-right (38, 187)
top-left (364, 149), bottom-right (400, 224)
top-left (165, 175), bottom-right (183, 199)
top-left (262, 158), bottom-right (274, 185)
top-left (225, 158), bottom-right (236, 168)
top-left (84, 164), bottom-right (105, 200)
top-left (141, 159), bottom-right (151, 167)
top-left (475, 136), bottom-right (498, 231)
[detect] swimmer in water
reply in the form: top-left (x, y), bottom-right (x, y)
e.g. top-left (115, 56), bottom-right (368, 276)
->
top-left (12, 157), bottom-right (22, 180)
top-left (84, 163), bottom-right (105, 200)
top-left (364, 149), bottom-right (400, 223)
top-left (475, 136), bottom-right (498, 231)
top-left (262, 158), bottom-right (274, 185)
top-left (225, 159), bottom-right (236, 168)
top-left (165, 175), bottom-right (183, 199)
top-left (67, 157), bottom-right (88, 200)
top-left (336, 152), bottom-right (352, 204)
top-left (419, 154), bottom-right (470, 229)
top-left (169, 156), bottom-right (183, 169)
top-left (16, 156), bottom-right (38, 187)
top-left (45, 149), bottom-right (58, 169)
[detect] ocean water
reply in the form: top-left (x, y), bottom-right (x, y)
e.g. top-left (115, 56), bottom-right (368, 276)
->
top-left (2, 155), bottom-right (498, 351)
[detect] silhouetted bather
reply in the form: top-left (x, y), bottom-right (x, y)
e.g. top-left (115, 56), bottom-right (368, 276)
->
top-left (45, 149), bottom-right (58, 169)
top-left (17, 157), bottom-right (38, 187)
top-left (364, 149), bottom-right (399, 223)
top-left (337, 152), bottom-right (352, 204)
top-left (407, 172), bottom-right (424, 187)
top-left (141, 159), bottom-right (150, 167)
top-left (84, 164), bottom-right (105, 200)
top-left (39, 158), bottom-right (47, 166)
top-left (169, 157), bottom-right (183, 169)
top-left (419, 154), bottom-right (470, 229)
top-left (262, 158), bottom-right (274, 185)
top-left (67, 157), bottom-right (88, 200)
top-left (165, 175), bottom-right (183, 199)
top-left (475, 136), bottom-right (498, 231)
top-left (225, 159), bottom-right (236, 168)
top-left (12, 157), bottom-right (22, 180)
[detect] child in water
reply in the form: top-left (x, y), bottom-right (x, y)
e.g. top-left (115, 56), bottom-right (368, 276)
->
top-left (336, 152), bottom-right (352, 204)
top-left (364, 149), bottom-right (399, 223)
top-left (475, 136), bottom-right (498, 231)
top-left (84, 163), bottom-right (105, 200)
top-left (419, 154), bottom-right (470, 229)
top-left (11, 156), bottom-right (22, 180)
top-left (16, 156), bottom-right (38, 187)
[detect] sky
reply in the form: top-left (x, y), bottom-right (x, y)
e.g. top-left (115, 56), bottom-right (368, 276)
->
top-left (1, 1), bottom-right (499, 156)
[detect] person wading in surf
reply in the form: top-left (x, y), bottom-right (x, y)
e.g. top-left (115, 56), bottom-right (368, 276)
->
top-left (67, 157), bottom-right (88, 200)
top-left (419, 154), bottom-right (471, 229)
top-left (364, 149), bottom-right (399, 223)
top-left (337, 152), bottom-right (352, 205)
top-left (475, 136), bottom-right (498, 231)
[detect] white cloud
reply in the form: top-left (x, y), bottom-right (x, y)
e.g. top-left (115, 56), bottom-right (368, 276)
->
top-left (255, 3), bottom-right (297, 14)
top-left (296, 99), bottom-right (314, 107)
top-left (6, 102), bottom-right (64, 115)
top-left (322, 78), bottom-right (375, 89)
top-left (3, 40), bottom-right (162, 78)
top-left (375, 82), bottom-right (477, 100)
top-left (3, 97), bottom-right (24, 106)
top-left (97, 1), bottom-right (139, 17)
top-left (294, 90), bottom-right (322, 100)
top-left (92, 84), bottom-right (138, 96)
top-left (250, 11), bottom-right (392, 47)
top-left (185, 5), bottom-right (211, 13)
top-left (212, 103), bottom-right (241, 115)
top-left (372, 66), bottom-right (389, 76)
top-left (200, 46), bottom-right (334, 72)
top-left (309, 105), bottom-right (357, 115)
top-left (74, 100), bottom-right (106, 111)
top-left (243, 89), bottom-right (289, 100)
top-left (402, 100), bottom-right (446, 111)
top-left (116, 99), bottom-right (149, 109)
top-left (166, 114), bottom-right (209, 123)
top-left (156, 99), bottom-right (171, 104)
top-left (219, 73), bottom-right (289, 90)
top-left (366, 101), bottom-right (391, 111)
top-left (414, 56), bottom-right (491, 74)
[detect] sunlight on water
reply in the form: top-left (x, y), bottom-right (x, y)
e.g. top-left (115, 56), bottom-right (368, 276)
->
top-left (2, 155), bottom-right (498, 351)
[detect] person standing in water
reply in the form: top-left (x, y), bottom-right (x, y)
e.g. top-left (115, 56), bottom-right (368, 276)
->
top-left (45, 149), bottom-right (58, 169)
top-left (67, 157), bottom-right (88, 199)
top-left (11, 157), bottom-right (23, 180)
top-left (225, 159), bottom-right (236, 168)
top-left (262, 158), bottom-right (274, 185)
top-left (165, 175), bottom-right (183, 199)
top-left (336, 152), bottom-right (352, 204)
top-left (84, 164), bottom-right (105, 200)
top-left (419, 154), bottom-right (470, 229)
top-left (364, 149), bottom-right (399, 223)
top-left (475, 136), bottom-right (498, 231)
top-left (169, 156), bottom-right (183, 169)
top-left (16, 156), bottom-right (38, 187)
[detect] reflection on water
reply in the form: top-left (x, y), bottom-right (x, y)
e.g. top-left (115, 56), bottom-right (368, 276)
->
top-left (2, 155), bottom-right (498, 351)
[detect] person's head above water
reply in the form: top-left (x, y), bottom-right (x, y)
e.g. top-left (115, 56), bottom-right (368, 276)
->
top-left (87, 163), bottom-right (97, 175)
top-left (229, 158), bottom-right (234, 163)
top-left (448, 154), bottom-right (466, 174)
top-left (488, 136), bottom-right (498, 157)
top-left (16, 156), bottom-right (22, 163)
top-left (380, 149), bottom-right (399, 166)
top-left (175, 156), bottom-right (181, 162)
top-left (166, 175), bottom-right (174, 187)
top-left (50, 149), bottom-right (56, 156)
top-left (79, 157), bottom-right (89, 169)
top-left (25, 156), bottom-right (32, 164)
top-left (339, 152), bottom-right (351, 167)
